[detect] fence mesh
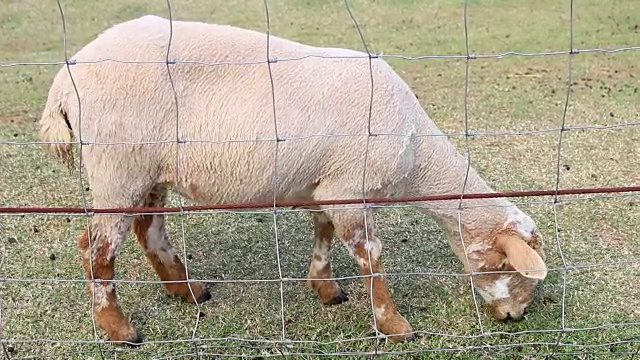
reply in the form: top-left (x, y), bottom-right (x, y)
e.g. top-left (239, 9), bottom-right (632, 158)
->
top-left (0, 0), bottom-right (638, 359)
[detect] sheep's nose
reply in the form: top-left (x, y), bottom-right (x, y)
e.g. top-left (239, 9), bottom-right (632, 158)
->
top-left (505, 311), bottom-right (525, 322)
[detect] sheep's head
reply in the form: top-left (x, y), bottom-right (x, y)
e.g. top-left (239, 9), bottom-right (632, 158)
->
top-left (467, 227), bottom-right (547, 321)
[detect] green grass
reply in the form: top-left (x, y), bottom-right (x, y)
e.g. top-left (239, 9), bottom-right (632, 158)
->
top-left (0, 0), bottom-right (638, 358)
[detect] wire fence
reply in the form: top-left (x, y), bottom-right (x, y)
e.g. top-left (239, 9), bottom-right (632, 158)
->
top-left (0, 0), bottom-right (639, 358)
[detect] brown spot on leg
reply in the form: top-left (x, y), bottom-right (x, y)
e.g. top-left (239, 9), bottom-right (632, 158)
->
top-left (132, 191), bottom-right (209, 304)
top-left (307, 213), bottom-right (348, 305)
top-left (331, 209), bottom-right (414, 343)
top-left (77, 227), bottom-right (141, 345)
top-left (309, 261), bottom-right (349, 306)
top-left (353, 241), bottom-right (414, 342)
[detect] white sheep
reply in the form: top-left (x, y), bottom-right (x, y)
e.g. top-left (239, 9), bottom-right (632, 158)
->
top-left (39, 15), bottom-right (547, 346)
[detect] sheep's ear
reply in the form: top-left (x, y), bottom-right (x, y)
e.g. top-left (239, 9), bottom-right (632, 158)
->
top-left (495, 233), bottom-right (547, 280)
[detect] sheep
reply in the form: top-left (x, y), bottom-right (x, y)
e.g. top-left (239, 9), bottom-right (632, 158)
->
top-left (38, 14), bottom-right (547, 346)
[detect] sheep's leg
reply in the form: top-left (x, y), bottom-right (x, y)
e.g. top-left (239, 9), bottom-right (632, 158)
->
top-left (307, 212), bottom-right (349, 305)
top-left (77, 215), bottom-right (140, 345)
top-left (132, 186), bottom-right (210, 304)
top-left (329, 208), bottom-right (415, 343)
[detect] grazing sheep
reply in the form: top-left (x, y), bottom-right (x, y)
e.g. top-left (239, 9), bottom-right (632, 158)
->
top-left (38, 15), bottom-right (547, 345)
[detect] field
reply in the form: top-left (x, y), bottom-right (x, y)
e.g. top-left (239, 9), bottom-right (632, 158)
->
top-left (0, 0), bottom-right (639, 359)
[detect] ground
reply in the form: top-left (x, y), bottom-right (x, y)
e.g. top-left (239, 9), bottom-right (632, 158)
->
top-left (0, 0), bottom-right (638, 359)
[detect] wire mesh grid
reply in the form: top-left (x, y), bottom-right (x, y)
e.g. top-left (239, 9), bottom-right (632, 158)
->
top-left (0, 0), bottom-right (638, 359)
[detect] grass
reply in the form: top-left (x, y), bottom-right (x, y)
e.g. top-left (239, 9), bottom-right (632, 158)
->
top-left (0, 0), bottom-right (638, 358)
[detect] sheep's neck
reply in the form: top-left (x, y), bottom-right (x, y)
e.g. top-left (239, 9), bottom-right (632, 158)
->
top-left (411, 137), bottom-right (513, 238)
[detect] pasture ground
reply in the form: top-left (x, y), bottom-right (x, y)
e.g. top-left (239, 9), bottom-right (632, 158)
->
top-left (0, 0), bottom-right (638, 359)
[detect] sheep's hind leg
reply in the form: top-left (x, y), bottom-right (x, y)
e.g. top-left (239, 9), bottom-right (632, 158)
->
top-left (132, 185), bottom-right (210, 304)
top-left (307, 212), bottom-right (349, 305)
top-left (327, 206), bottom-right (415, 343)
top-left (77, 215), bottom-right (140, 346)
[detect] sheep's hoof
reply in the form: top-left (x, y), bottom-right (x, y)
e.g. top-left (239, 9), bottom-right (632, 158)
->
top-left (109, 331), bottom-right (143, 347)
top-left (178, 286), bottom-right (212, 304)
top-left (378, 315), bottom-right (415, 343)
top-left (322, 289), bottom-right (349, 306)
top-left (387, 331), bottom-right (417, 343)
top-left (195, 288), bottom-right (212, 304)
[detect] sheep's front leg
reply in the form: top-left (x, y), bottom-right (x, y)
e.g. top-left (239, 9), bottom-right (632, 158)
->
top-left (332, 210), bottom-right (415, 343)
top-left (132, 213), bottom-right (210, 304)
top-left (77, 216), bottom-right (140, 345)
top-left (307, 212), bottom-right (349, 305)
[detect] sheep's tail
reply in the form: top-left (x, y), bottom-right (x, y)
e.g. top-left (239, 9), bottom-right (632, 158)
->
top-left (38, 80), bottom-right (75, 170)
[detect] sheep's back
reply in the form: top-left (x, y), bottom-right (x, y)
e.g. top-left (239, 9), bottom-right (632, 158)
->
top-left (59, 15), bottom-right (434, 203)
